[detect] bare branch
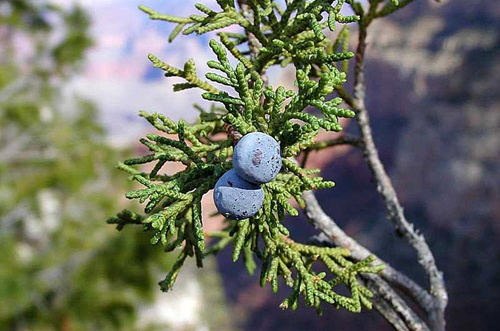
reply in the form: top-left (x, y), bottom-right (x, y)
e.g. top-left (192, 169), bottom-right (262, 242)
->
top-left (304, 192), bottom-right (430, 331)
top-left (363, 274), bottom-right (430, 331)
top-left (372, 299), bottom-right (411, 331)
top-left (349, 8), bottom-right (448, 330)
top-left (369, 286), bottom-right (412, 331)
top-left (354, 107), bottom-right (448, 326)
top-left (298, 0), bottom-right (448, 327)
top-left (238, 0), bottom-right (262, 60)
top-left (303, 191), bottom-right (434, 311)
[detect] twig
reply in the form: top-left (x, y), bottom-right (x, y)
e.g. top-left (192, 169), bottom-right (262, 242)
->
top-left (335, 85), bottom-right (356, 109)
top-left (307, 134), bottom-right (364, 150)
top-left (301, 135), bottom-right (362, 168)
top-left (238, 0), bottom-right (262, 60)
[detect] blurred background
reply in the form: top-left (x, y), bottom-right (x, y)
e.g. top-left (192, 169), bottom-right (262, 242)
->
top-left (0, 0), bottom-right (498, 331)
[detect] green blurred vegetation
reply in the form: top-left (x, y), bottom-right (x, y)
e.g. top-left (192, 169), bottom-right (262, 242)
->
top-left (0, 2), bottom-right (232, 331)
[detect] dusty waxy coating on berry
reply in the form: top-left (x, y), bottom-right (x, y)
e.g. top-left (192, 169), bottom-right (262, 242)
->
top-left (233, 132), bottom-right (282, 184)
top-left (213, 169), bottom-right (264, 220)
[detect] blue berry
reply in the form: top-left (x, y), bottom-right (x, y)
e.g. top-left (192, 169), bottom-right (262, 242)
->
top-left (233, 132), bottom-right (282, 184)
top-left (213, 169), bottom-right (264, 220)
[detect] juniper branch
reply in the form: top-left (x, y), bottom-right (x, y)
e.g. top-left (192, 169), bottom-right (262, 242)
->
top-left (110, 0), bottom-right (447, 326)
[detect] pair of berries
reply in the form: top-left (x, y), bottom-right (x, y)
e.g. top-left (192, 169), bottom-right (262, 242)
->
top-left (214, 132), bottom-right (282, 220)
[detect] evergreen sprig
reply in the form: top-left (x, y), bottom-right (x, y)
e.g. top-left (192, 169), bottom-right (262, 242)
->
top-left (109, 0), bottom-right (391, 313)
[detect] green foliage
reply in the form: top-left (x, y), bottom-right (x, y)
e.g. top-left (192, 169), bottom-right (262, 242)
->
top-left (109, 0), bottom-right (398, 314)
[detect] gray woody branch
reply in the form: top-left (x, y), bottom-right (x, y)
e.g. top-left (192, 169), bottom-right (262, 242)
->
top-left (304, 193), bottom-right (430, 331)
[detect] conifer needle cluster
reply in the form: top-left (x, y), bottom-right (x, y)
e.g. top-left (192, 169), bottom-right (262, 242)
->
top-left (108, 0), bottom-right (391, 314)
